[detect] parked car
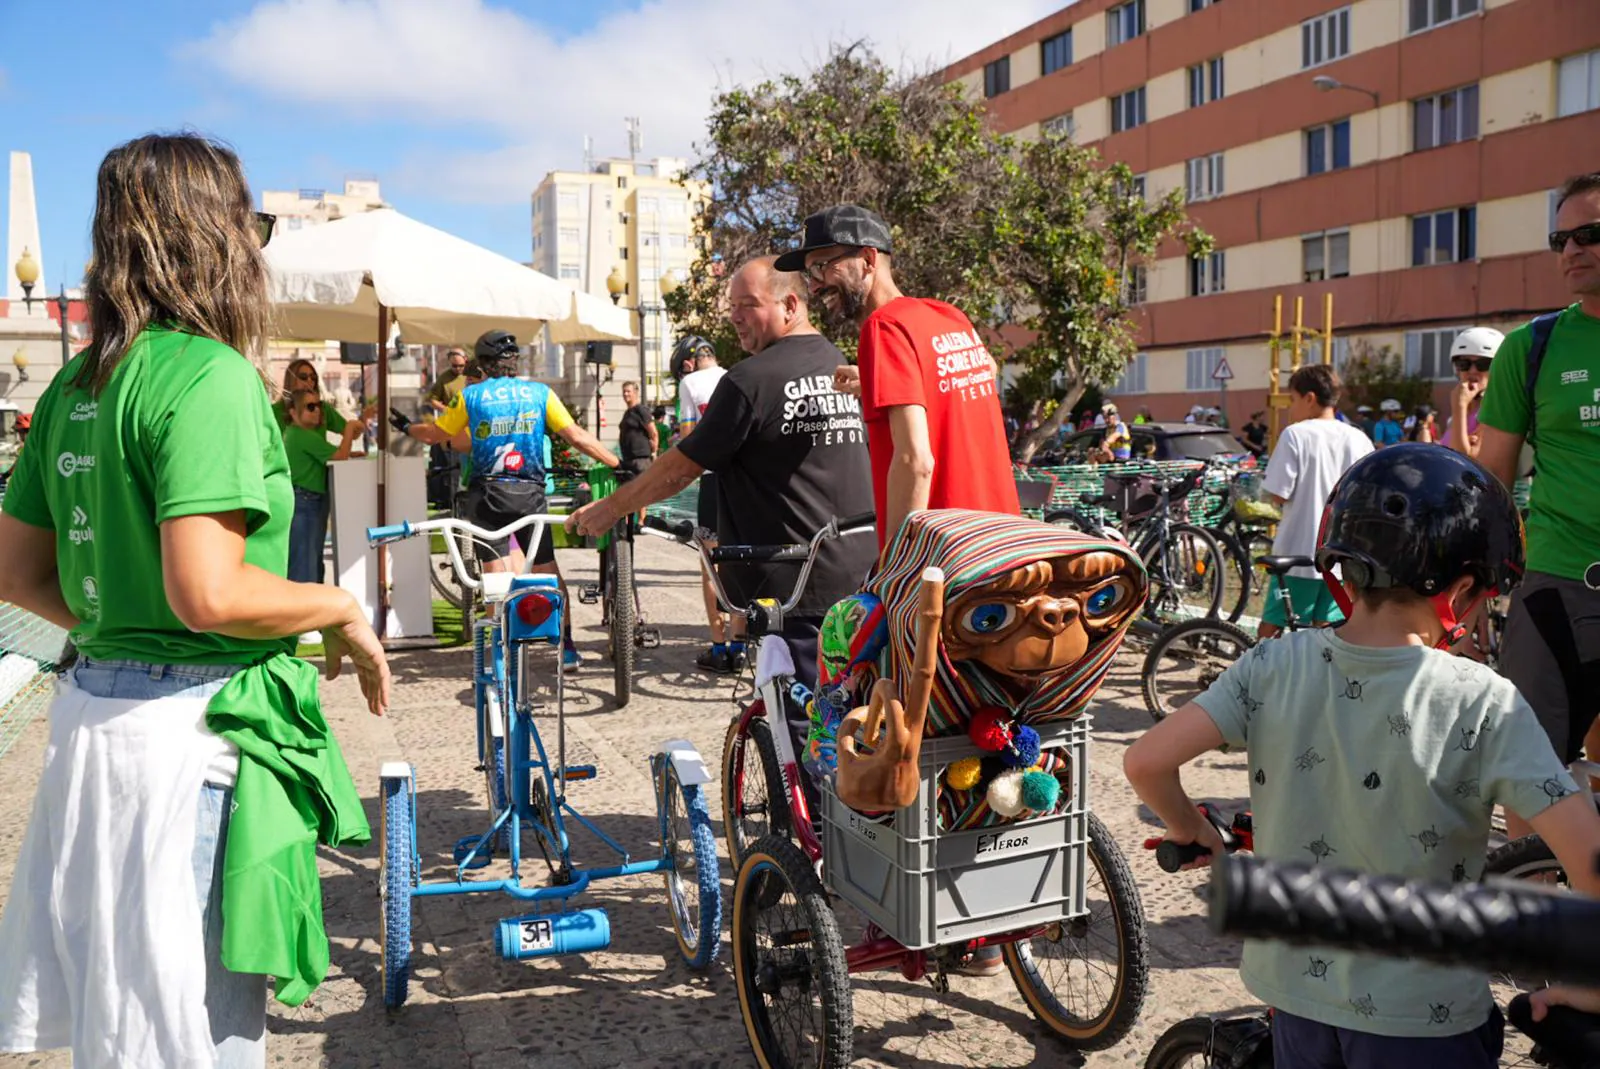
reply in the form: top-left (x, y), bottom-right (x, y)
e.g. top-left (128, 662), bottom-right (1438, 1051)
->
top-left (1031, 421), bottom-right (1247, 466)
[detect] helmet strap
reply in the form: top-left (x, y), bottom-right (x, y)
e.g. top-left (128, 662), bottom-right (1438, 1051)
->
top-left (1321, 567), bottom-right (1355, 620)
top-left (1429, 589), bottom-right (1491, 650)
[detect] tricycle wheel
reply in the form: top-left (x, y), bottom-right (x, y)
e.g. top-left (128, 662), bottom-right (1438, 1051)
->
top-left (1004, 811), bottom-right (1148, 1051)
top-left (379, 770), bottom-right (416, 1010)
top-left (732, 835), bottom-right (852, 1069)
top-left (722, 712), bottom-right (792, 872)
top-left (658, 759), bottom-right (723, 969)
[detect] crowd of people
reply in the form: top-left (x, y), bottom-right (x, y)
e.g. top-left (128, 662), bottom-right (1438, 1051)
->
top-left (0, 123), bottom-right (1596, 1069)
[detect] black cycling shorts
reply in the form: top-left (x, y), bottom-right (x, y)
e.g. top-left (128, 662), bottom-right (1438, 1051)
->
top-left (460, 478), bottom-right (555, 565)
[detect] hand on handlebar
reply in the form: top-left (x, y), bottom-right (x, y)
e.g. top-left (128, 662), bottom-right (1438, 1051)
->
top-left (1162, 818), bottom-right (1229, 871)
top-left (1529, 986), bottom-right (1600, 1022)
top-left (388, 408), bottom-right (412, 434)
top-left (567, 498), bottom-right (618, 539)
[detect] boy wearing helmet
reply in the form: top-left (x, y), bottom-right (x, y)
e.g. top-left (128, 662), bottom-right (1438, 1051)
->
top-left (1441, 326), bottom-right (1504, 459)
top-left (1371, 399), bottom-right (1404, 447)
top-left (1126, 445), bottom-right (1600, 1067)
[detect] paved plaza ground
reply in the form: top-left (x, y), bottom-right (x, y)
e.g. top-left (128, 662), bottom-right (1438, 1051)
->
top-left (0, 536), bottom-right (1530, 1068)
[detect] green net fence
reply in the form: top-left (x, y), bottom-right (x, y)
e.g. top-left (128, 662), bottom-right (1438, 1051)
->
top-left (0, 605), bottom-right (71, 761)
top-left (1015, 460), bottom-right (1239, 528)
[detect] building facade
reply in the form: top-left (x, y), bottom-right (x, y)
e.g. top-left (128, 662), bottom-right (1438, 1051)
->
top-left (531, 157), bottom-right (708, 424)
top-left (943, 0), bottom-right (1600, 422)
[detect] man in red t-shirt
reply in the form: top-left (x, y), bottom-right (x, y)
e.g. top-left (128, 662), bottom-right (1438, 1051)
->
top-left (775, 204), bottom-right (1019, 550)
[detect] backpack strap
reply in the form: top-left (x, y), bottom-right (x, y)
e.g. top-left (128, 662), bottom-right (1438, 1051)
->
top-left (1524, 311), bottom-right (1562, 445)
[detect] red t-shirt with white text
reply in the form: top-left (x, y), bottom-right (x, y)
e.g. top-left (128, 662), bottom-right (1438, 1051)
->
top-left (858, 297), bottom-right (1020, 545)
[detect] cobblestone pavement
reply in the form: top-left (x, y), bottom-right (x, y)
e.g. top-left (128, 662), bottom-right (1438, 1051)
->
top-left (0, 536), bottom-right (1530, 1068)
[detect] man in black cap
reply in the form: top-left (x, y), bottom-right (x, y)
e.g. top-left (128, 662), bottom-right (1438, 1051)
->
top-left (775, 204), bottom-right (1019, 554)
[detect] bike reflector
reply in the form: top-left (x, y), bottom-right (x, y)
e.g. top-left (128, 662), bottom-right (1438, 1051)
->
top-left (515, 593), bottom-right (555, 628)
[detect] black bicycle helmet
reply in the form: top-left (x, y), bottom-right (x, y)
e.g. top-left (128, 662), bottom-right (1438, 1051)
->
top-left (474, 329), bottom-right (520, 364)
top-left (669, 334), bottom-right (714, 380)
top-left (1315, 443), bottom-right (1524, 601)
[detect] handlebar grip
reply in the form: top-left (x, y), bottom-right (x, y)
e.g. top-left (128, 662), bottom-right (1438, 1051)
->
top-left (835, 511), bottom-right (876, 533)
top-left (1156, 841), bottom-right (1213, 873)
top-left (642, 515), bottom-right (695, 541)
top-left (1210, 854), bottom-right (1600, 987)
top-left (367, 522), bottom-right (412, 544)
top-left (709, 544), bottom-right (809, 564)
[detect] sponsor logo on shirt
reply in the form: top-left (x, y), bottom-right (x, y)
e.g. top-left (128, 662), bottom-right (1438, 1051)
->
top-left (1562, 369), bottom-right (1589, 386)
top-left (491, 441), bottom-right (526, 475)
top-left (69, 401), bottom-right (98, 422)
top-left (68, 505), bottom-right (94, 546)
top-left (81, 575), bottom-right (100, 619)
top-left (932, 332), bottom-right (998, 403)
top-left (56, 452), bottom-right (96, 478)
top-left (780, 374), bottom-right (865, 446)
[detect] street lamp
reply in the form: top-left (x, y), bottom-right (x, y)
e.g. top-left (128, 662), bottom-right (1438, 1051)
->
top-left (1312, 74), bottom-right (1379, 105)
top-left (607, 264), bottom-right (680, 404)
top-left (1313, 74), bottom-right (1384, 315)
top-left (12, 348), bottom-right (28, 382)
top-left (12, 246), bottom-right (73, 369)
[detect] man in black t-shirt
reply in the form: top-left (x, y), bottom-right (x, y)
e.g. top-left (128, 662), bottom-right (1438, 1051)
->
top-left (616, 380), bottom-right (657, 477)
top-left (569, 256), bottom-right (876, 740)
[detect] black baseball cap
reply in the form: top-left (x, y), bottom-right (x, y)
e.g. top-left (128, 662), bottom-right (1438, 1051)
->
top-left (774, 204), bottom-right (893, 272)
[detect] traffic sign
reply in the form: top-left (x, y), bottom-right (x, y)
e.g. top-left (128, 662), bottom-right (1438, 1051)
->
top-left (1212, 357), bottom-right (1234, 382)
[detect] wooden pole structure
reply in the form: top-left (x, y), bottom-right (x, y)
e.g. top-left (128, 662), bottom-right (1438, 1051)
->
top-left (1322, 293), bottom-right (1335, 365)
top-left (1268, 295), bottom-right (1284, 450)
top-left (1292, 296), bottom-right (1306, 372)
top-left (376, 303), bottom-right (391, 640)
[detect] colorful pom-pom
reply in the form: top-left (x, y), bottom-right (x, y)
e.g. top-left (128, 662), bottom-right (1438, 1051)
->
top-left (945, 756), bottom-right (983, 791)
top-left (1019, 770), bottom-right (1060, 813)
top-left (968, 707), bottom-right (1012, 752)
top-left (1002, 724), bottom-right (1042, 769)
top-left (987, 770), bottom-right (1026, 816)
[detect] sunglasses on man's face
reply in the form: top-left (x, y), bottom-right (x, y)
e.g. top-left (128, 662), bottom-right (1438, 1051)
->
top-left (256, 212), bottom-right (277, 247)
top-left (1452, 356), bottom-right (1493, 373)
top-left (1548, 222), bottom-right (1600, 254)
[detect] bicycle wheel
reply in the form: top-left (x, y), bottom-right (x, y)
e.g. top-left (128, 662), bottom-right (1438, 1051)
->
top-left (1484, 834), bottom-right (1567, 994)
top-left (380, 769), bottom-right (416, 1010)
top-left (1005, 811), bottom-right (1148, 1052)
top-left (1142, 618), bottom-right (1255, 721)
top-left (733, 834), bottom-right (853, 1069)
top-left (658, 758), bottom-right (723, 969)
top-left (1143, 1014), bottom-right (1273, 1069)
top-left (1211, 528), bottom-right (1253, 626)
top-left (1146, 524), bottom-right (1226, 624)
top-left (722, 714), bottom-right (794, 872)
top-left (481, 676), bottom-right (511, 850)
top-left (609, 534), bottom-right (635, 708)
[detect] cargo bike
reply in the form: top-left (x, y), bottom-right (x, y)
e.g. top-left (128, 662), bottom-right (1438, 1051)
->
top-left (366, 512), bottom-right (721, 1009)
top-left (658, 508), bottom-right (1152, 1067)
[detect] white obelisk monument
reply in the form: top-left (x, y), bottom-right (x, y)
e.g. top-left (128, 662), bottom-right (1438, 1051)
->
top-left (2, 150), bottom-right (62, 410)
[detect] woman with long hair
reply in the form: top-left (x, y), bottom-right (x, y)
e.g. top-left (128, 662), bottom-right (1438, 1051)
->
top-left (0, 133), bottom-right (389, 1066)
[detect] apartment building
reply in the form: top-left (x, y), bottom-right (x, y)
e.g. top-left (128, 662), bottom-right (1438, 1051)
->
top-left (943, 0), bottom-right (1600, 420)
top-left (531, 158), bottom-right (709, 418)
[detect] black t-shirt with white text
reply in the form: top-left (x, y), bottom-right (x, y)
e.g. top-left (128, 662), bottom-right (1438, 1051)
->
top-left (677, 333), bottom-right (876, 618)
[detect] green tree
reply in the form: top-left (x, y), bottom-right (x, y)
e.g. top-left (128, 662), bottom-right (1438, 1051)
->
top-left (1338, 339), bottom-right (1434, 414)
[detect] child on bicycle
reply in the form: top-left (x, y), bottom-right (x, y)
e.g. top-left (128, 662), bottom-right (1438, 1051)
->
top-left (1125, 443), bottom-right (1600, 1069)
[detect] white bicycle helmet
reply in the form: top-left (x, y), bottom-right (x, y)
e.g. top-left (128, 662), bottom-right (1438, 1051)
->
top-left (1379, 398), bottom-right (1402, 413)
top-left (1450, 326), bottom-right (1505, 360)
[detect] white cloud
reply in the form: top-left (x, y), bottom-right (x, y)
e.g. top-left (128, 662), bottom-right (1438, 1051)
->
top-left (183, 0), bottom-right (1063, 204)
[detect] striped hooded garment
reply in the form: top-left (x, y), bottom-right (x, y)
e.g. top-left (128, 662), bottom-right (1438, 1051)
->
top-left (862, 509), bottom-right (1146, 829)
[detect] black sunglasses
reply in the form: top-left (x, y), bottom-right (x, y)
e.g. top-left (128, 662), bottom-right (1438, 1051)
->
top-left (303, 401), bottom-right (322, 411)
top-left (256, 212), bottom-right (277, 247)
top-left (1548, 222), bottom-right (1600, 254)
top-left (1452, 355), bottom-right (1493, 373)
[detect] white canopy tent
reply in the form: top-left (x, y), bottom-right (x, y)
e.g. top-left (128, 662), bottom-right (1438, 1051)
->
top-left (263, 207), bottom-right (635, 637)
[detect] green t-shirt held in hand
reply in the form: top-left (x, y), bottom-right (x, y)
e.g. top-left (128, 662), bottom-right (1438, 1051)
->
top-left (1479, 304), bottom-right (1600, 580)
top-left (1, 328), bottom-right (295, 665)
top-left (282, 424), bottom-right (338, 495)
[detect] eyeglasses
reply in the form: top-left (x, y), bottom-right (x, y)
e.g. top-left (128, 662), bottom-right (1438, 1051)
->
top-left (1548, 222), bottom-right (1600, 254)
top-left (294, 369), bottom-right (317, 380)
top-left (804, 247), bottom-right (860, 283)
top-left (256, 212), bottom-right (277, 247)
top-left (1452, 355), bottom-right (1493, 373)
top-left (303, 402), bottom-right (322, 412)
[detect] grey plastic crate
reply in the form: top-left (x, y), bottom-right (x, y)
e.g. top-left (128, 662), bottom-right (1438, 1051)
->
top-left (821, 716), bottom-right (1091, 950)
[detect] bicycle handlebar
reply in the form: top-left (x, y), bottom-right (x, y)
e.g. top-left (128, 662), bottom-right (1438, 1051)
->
top-left (1143, 802), bottom-right (1246, 872)
top-left (1209, 853), bottom-right (1600, 987)
top-left (366, 513), bottom-right (568, 591)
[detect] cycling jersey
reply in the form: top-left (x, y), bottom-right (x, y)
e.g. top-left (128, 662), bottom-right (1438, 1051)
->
top-left (435, 378), bottom-right (572, 482)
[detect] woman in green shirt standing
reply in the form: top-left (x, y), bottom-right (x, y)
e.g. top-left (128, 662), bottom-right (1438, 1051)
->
top-left (0, 133), bottom-right (388, 1066)
top-left (283, 389), bottom-right (362, 583)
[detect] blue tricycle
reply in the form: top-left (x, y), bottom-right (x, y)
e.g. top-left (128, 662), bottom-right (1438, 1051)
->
top-left (367, 512), bottom-right (721, 1008)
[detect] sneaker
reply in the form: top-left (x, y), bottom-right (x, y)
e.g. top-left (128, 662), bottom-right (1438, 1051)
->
top-left (954, 946), bottom-right (1005, 977)
top-left (729, 646), bottom-right (748, 672)
top-left (563, 644), bottom-right (583, 669)
top-left (696, 647), bottom-right (735, 674)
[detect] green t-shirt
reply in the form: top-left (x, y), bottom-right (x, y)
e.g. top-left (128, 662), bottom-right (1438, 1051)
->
top-left (1, 328), bottom-right (295, 665)
top-left (1196, 629), bottom-right (1575, 1038)
top-left (272, 396), bottom-right (348, 435)
top-left (1479, 304), bottom-right (1600, 580)
top-left (282, 423), bottom-right (338, 495)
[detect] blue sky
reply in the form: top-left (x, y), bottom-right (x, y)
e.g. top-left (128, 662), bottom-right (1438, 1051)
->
top-left (2, 0), bottom-right (1061, 289)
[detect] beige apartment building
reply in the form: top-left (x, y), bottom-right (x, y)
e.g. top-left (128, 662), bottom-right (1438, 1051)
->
top-left (942, 0), bottom-right (1600, 422)
top-left (531, 157), bottom-right (708, 423)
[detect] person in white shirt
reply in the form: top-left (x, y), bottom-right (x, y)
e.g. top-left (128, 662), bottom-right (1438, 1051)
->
top-left (1258, 363), bottom-right (1374, 638)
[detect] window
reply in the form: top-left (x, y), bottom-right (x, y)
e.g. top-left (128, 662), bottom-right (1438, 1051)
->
top-left (1189, 0), bottom-right (1219, 10)
top-left (1107, 0), bottom-right (1146, 47)
top-left (1413, 85), bottom-right (1479, 150)
top-left (1411, 206), bottom-right (1477, 265)
top-left (665, 199), bottom-right (688, 220)
top-left (1558, 49), bottom-right (1600, 117)
top-left (1111, 353), bottom-right (1148, 394)
top-left (668, 233), bottom-right (687, 250)
top-left (1301, 230), bottom-right (1351, 281)
top-left (1188, 57), bottom-right (1225, 107)
top-left (1111, 87), bottom-right (1147, 133)
top-left (1304, 120), bottom-right (1352, 175)
top-left (1186, 348), bottom-right (1225, 390)
top-left (616, 176), bottom-right (628, 189)
top-left (1189, 251), bottom-right (1226, 296)
top-left (1041, 30), bottom-right (1073, 75)
top-left (641, 234), bottom-right (658, 248)
top-left (558, 227), bottom-right (580, 245)
top-left (638, 195), bottom-right (660, 215)
top-left (1301, 7), bottom-right (1351, 69)
top-left (1042, 113), bottom-right (1076, 139)
top-left (1186, 153), bottom-right (1225, 202)
top-left (619, 247), bottom-right (628, 260)
top-left (1129, 173), bottom-right (1147, 200)
top-left (559, 264), bottom-right (580, 281)
top-left (1405, 327), bottom-right (1468, 379)
top-left (1123, 265), bottom-right (1148, 306)
top-left (1408, 0), bottom-right (1478, 33)
top-left (557, 191), bottom-right (579, 214)
top-left (984, 56), bottom-right (1011, 98)
top-left (1551, 189), bottom-right (1563, 233)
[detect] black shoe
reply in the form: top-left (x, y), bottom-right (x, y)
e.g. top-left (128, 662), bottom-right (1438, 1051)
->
top-left (728, 647), bottom-right (748, 672)
top-left (696, 647), bottom-right (735, 674)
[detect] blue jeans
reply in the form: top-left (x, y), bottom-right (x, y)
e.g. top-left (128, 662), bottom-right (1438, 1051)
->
top-left (288, 487), bottom-right (328, 584)
top-left (70, 658), bottom-right (267, 1069)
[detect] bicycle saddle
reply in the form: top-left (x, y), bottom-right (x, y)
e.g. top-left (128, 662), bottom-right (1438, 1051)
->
top-left (1256, 555), bottom-right (1315, 576)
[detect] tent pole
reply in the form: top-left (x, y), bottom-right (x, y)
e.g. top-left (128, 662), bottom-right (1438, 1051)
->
top-left (376, 304), bottom-right (391, 640)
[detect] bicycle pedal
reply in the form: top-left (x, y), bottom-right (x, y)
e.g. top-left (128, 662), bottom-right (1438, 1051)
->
top-left (636, 627), bottom-right (661, 648)
top-left (561, 765), bottom-right (597, 782)
top-left (577, 585), bottom-right (601, 605)
top-left (453, 834), bottom-right (495, 870)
